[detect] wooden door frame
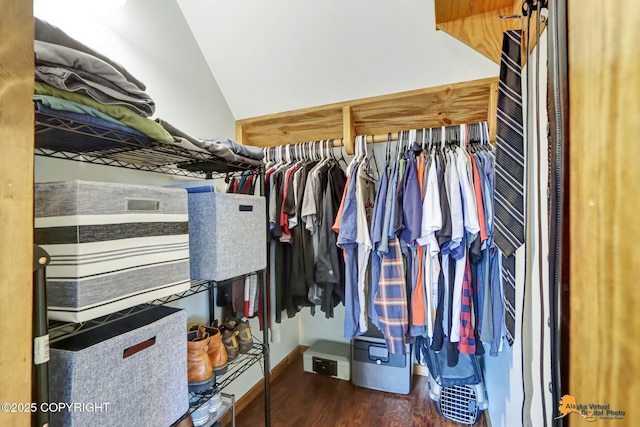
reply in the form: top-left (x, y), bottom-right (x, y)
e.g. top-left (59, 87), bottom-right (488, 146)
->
top-left (0, 1), bottom-right (35, 426)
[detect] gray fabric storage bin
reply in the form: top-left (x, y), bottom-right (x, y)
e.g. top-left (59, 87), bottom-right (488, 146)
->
top-left (48, 305), bottom-right (188, 427)
top-left (184, 187), bottom-right (266, 281)
top-left (34, 180), bottom-right (191, 322)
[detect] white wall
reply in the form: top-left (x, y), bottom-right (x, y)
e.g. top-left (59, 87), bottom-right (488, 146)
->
top-left (481, 31), bottom-right (552, 427)
top-left (177, 0), bottom-right (499, 119)
top-left (299, 305), bottom-right (349, 345)
top-left (34, 0), bottom-right (236, 138)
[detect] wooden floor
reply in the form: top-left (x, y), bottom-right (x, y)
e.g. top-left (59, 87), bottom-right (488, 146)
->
top-left (233, 352), bottom-right (487, 427)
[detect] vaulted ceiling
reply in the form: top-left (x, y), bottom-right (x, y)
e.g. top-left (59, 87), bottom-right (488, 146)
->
top-left (176, 0), bottom-right (498, 119)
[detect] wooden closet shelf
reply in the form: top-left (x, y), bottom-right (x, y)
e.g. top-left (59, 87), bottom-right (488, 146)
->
top-left (434, 0), bottom-right (545, 64)
top-left (236, 77), bottom-right (499, 154)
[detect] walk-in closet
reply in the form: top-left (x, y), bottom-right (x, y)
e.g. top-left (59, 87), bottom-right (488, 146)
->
top-left (1, 1), bottom-right (638, 427)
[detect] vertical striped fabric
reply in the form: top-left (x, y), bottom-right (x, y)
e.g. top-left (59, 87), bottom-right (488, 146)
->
top-left (494, 30), bottom-right (525, 257)
top-left (493, 30), bottom-right (524, 346)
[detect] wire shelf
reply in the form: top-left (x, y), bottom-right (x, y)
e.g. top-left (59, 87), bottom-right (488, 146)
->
top-left (47, 270), bottom-right (265, 344)
top-left (188, 340), bottom-right (267, 414)
top-left (35, 109), bottom-right (264, 178)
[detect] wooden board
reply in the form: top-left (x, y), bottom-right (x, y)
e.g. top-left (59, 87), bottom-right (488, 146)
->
top-left (568, 0), bottom-right (640, 425)
top-left (239, 106), bottom-right (344, 148)
top-left (437, 4), bottom-right (521, 64)
top-left (0, 1), bottom-right (34, 426)
top-left (236, 78), bottom-right (498, 151)
top-left (434, 0), bottom-right (514, 24)
top-left (234, 351), bottom-right (486, 427)
top-left (434, 0), bottom-right (545, 64)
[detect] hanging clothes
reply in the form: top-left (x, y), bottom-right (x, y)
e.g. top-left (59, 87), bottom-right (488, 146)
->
top-left (262, 124), bottom-right (507, 359)
top-left (266, 142), bottom-right (347, 324)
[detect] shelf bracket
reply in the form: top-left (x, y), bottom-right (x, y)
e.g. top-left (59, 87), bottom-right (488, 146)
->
top-left (488, 80), bottom-right (499, 143)
top-left (342, 106), bottom-right (356, 155)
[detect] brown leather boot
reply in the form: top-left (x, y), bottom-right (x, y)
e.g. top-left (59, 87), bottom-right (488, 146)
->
top-left (187, 330), bottom-right (215, 392)
top-left (207, 327), bottom-right (229, 375)
top-left (190, 325), bottom-right (229, 375)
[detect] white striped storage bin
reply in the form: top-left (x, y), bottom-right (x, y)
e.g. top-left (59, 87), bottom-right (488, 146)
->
top-left (34, 180), bottom-right (190, 322)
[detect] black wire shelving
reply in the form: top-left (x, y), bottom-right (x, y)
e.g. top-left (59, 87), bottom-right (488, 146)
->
top-left (47, 280), bottom-right (212, 344)
top-left (34, 109), bottom-right (264, 178)
top-left (35, 107), bottom-right (270, 425)
top-left (188, 340), bottom-right (267, 412)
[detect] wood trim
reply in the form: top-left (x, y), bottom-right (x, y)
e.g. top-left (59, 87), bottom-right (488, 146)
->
top-left (437, 4), bottom-right (521, 64)
top-left (435, 0), bottom-right (546, 65)
top-left (342, 106), bottom-right (356, 155)
top-left (488, 81), bottom-right (499, 142)
top-left (413, 364), bottom-right (429, 377)
top-left (568, 0), bottom-right (640, 424)
top-left (219, 345), bottom-right (308, 426)
top-left (236, 77), bottom-right (498, 148)
top-left (434, 0), bottom-right (514, 24)
top-left (235, 122), bottom-right (248, 145)
top-left (0, 1), bottom-right (34, 426)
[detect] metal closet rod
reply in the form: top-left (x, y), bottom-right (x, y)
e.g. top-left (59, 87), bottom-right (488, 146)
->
top-left (270, 122), bottom-right (486, 148)
top-left (338, 121), bottom-right (489, 146)
top-left (264, 122), bottom-right (488, 158)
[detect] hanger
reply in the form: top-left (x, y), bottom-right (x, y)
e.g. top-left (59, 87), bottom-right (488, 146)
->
top-left (429, 128), bottom-right (435, 153)
top-left (395, 131), bottom-right (402, 162)
top-left (409, 129), bottom-right (419, 153)
top-left (483, 121), bottom-right (490, 147)
top-left (357, 135), bottom-right (367, 164)
top-left (337, 138), bottom-right (348, 169)
top-left (385, 133), bottom-right (391, 165)
top-left (366, 135), bottom-right (380, 179)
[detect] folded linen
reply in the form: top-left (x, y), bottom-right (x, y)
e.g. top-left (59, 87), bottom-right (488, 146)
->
top-left (155, 119), bottom-right (263, 166)
top-left (35, 65), bottom-right (155, 117)
top-left (34, 94), bottom-right (125, 126)
top-left (35, 81), bottom-right (173, 143)
top-left (35, 17), bottom-right (146, 91)
top-left (35, 41), bottom-right (153, 107)
top-left (34, 100), bottom-right (153, 153)
top-left (36, 58), bottom-right (132, 98)
top-left (204, 137), bottom-right (264, 160)
top-left (34, 65), bottom-right (155, 117)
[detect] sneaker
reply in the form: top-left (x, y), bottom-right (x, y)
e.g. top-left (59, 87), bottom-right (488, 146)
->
top-left (224, 317), bottom-right (253, 353)
top-left (220, 326), bottom-right (240, 361)
top-left (189, 396), bottom-right (210, 427)
top-left (208, 392), bottom-right (223, 414)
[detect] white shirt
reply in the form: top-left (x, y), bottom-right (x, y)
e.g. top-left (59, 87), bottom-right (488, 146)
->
top-left (455, 147), bottom-right (480, 243)
top-left (446, 150), bottom-right (464, 251)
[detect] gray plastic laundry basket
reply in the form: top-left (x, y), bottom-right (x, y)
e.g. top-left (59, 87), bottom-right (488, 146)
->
top-left (418, 337), bottom-right (488, 424)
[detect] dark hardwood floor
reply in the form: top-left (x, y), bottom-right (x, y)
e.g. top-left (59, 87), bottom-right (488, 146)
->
top-left (233, 352), bottom-right (487, 427)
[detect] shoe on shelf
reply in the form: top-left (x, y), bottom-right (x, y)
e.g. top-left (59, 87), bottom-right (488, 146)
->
top-left (189, 325), bottom-right (229, 376)
top-left (187, 330), bottom-right (215, 393)
top-left (219, 325), bottom-right (240, 361)
top-left (208, 391), bottom-right (223, 414)
top-left (189, 395), bottom-right (210, 427)
top-left (224, 317), bottom-right (253, 353)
